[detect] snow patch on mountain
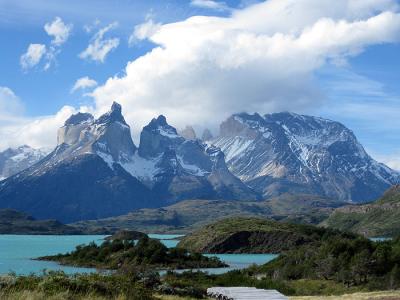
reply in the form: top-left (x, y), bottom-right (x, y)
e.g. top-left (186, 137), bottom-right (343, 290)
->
top-left (217, 137), bottom-right (253, 162)
top-left (0, 145), bottom-right (48, 179)
top-left (177, 155), bottom-right (209, 176)
top-left (121, 153), bottom-right (161, 185)
top-left (158, 127), bottom-right (180, 139)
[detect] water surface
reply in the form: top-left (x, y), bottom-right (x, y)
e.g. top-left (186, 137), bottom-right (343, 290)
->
top-left (0, 235), bottom-right (106, 275)
top-left (0, 234), bottom-right (276, 275)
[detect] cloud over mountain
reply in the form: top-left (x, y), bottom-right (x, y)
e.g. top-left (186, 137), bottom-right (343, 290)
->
top-left (5, 0), bottom-right (400, 155)
top-left (92, 0), bottom-right (400, 138)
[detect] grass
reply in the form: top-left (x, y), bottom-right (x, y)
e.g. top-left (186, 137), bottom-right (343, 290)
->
top-left (3, 288), bottom-right (400, 300)
top-left (0, 291), bottom-right (204, 300)
top-left (290, 290), bottom-right (400, 299)
top-left (0, 290), bottom-right (125, 300)
top-left (156, 295), bottom-right (211, 300)
top-left (286, 279), bottom-right (367, 296)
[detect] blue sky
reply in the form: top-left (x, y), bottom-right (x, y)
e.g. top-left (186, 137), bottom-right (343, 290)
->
top-left (0, 0), bottom-right (400, 169)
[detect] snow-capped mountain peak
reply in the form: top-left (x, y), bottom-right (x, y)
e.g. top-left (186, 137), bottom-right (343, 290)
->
top-left (213, 111), bottom-right (399, 202)
top-left (0, 145), bottom-right (48, 179)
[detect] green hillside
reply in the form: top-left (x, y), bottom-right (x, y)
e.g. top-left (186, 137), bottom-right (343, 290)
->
top-left (322, 185), bottom-right (400, 237)
top-left (177, 217), bottom-right (353, 253)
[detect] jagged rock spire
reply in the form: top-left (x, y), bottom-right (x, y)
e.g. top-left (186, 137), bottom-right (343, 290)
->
top-left (201, 128), bottom-right (213, 141)
top-left (139, 115), bottom-right (183, 157)
top-left (96, 101), bottom-right (127, 125)
top-left (179, 126), bottom-right (197, 140)
top-left (64, 112), bottom-right (93, 126)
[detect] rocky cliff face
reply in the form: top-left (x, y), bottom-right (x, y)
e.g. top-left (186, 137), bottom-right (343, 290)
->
top-left (201, 128), bottom-right (213, 141)
top-left (179, 125), bottom-right (197, 140)
top-left (0, 145), bottom-right (47, 180)
top-left (0, 103), bottom-right (257, 222)
top-left (137, 115), bottom-right (258, 202)
top-left (212, 112), bottom-right (399, 202)
top-left (0, 103), bottom-right (153, 222)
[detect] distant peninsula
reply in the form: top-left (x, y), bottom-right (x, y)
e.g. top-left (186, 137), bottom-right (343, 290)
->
top-left (0, 208), bottom-right (83, 235)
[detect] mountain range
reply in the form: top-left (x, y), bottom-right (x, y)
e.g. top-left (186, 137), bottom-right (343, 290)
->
top-left (0, 102), bottom-right (398, 222)
top-left (0, 145), bottom-right (47, 180)
top-left (212, 112), bottom-right (399, 202)
top-left (0, 102), bottom-right (255, 222)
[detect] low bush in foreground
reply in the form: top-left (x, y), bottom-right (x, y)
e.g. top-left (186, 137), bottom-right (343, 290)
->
top-left (0, 271), bottom-right (154, 300)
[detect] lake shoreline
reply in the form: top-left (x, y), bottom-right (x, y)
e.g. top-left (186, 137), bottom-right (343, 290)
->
top-left (0, 234), bottom-right (277, 276)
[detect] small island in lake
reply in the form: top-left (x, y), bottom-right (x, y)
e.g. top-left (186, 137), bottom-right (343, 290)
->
top-left (38, 235), bottom-right (227, 270)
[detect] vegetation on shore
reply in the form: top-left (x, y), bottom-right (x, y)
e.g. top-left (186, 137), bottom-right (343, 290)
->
top-left (323, 185), bottom-right (400, 237)
top-left (178, 217), bottom-right (355, 253)
top-left (0, 269), bottom-right (374, 300)
top-left (38, 236), bottom-right (227, 270)
top-left (0, 271), bottom-right (156, 300)
top-left (5, 216), bottom-right (400, 299)
top-left (250, 235), bottom-right (400, 291)
top-left (104, 230), bottom-right (147, 241)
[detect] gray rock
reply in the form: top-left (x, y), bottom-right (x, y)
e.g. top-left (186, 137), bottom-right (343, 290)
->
top-left (179, 125), bottom-right (197, 140)
top-left (201, 128), bottom-right (213, 141)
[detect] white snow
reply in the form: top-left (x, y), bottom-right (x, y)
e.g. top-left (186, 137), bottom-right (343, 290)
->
top-left (96, 142), bottom-right (108, 152)
top-left (96, 151), bottom-right (115, 170)
top-left (120, 153), bottom-right (160, 182)
top-left (177, 155), bottom-right (209, 176)
top-left (116, 121), bottom-right (130, 130)
top-left (10, 152), bottom-right (28, 162)
top-left (217, 137), bottom-right (253, 162)
top-left (157, 127), bottom-right (180, 138)
top-left (263, 131), bottom-right (271, 139)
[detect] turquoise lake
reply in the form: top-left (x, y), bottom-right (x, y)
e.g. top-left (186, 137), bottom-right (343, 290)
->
top-left (0, 235), bottom-right (277, 275)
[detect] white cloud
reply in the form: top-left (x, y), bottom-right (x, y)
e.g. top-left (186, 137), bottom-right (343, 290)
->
top-left (190, 0), bottom-right (230, 11)
top-left (6, 0), bottom-right (400, 154)
top-left (20, 44), bottom-right (46, 70)
top-left (91, 0), bottom-right (400, 139)
top-left (20, 17), bottom-right (72, 71)
top-left (0, 106), bottom-right (78, 150)
top-left (44, 17), bottom-right (72, 46)
top-left (129, 19), bottom-right (162, 45)
top-left (372, 153), bottom-right (400, 171)
top-left (0, 87), bottom-right (76, 150)
top-left (71, 76), bottom-right (98, 93)
top-left (0, 87), bottom-right (96, 151)
top-left (83, 19), bottom-right (101, 33)
top-left (79, 22), bottom-right (120, 62)
top-left (0, 87), bottom-right (24, 120)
